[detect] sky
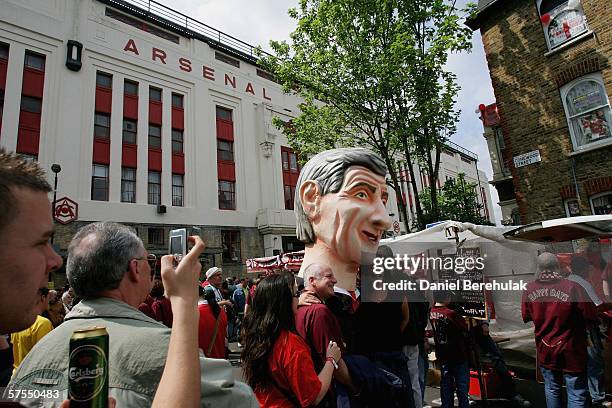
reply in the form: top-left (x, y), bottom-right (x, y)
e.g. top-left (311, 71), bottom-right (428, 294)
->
top-left (162, 0), bottom-right (502, 224)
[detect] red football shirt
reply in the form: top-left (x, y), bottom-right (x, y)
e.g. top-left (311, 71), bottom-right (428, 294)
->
top-left (522, 278), bottom-right (596, 373)
top-left (198, 303), bottom-right (227, 359)
top-left (255, 330), bottom-right (322, 408)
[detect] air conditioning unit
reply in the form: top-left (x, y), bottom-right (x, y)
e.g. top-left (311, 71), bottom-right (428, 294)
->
top-left (157, 204), bottom-right (166, 214)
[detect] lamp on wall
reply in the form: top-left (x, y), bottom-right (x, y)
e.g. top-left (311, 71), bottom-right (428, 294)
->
top-left (65, 40), bottom-right (83, 72)
top-left (50, 164), bottom-right (61, 244)
top-left (260, 140), bottom-right (274, 158)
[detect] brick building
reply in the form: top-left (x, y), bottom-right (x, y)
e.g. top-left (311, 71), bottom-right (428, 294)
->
top-left (467, 0), bottom-right (612, 224)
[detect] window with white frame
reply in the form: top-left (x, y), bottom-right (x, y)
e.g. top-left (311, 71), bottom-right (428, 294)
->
top-left (590, 192), bottom-right (612, 215)
top-left (121, 167), bottom-right (136, 203)
top-left (172, 174), bottom-right (184, 207)
top-left (537, 0), bottom-right (588, 50)
top-left (564, 198), bottom-right (581, 217)
top-left (560, 73), bottom-right (612, 151)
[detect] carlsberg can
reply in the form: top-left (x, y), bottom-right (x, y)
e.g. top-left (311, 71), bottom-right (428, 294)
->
top-left (69, 327), bottom-right (109, 408)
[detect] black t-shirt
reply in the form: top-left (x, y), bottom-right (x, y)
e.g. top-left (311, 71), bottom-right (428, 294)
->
top-left (355, 301), bottom-right (404, 354)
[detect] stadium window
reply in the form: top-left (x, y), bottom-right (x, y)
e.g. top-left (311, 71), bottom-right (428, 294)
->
top-left (172, 174), bottom-right (184, 207)
top-left (148, 124), bottom-right (161, 149)
top-left (120, 167), bottom-right (136, 203)
top-left (96, 72), bottom-right (112, 89)
top-left (122, 119), bottom-right (137, 144)
top-left (218, 180), bottom-right (235, 210)
top-left (91, 164), bottom-right (109, 201)
top-left (148, 171), bottom-right (161, 205)
top-left (24, 51), bottom-right (45, 71)
top-left (94, 112), bottom-right (111, 139)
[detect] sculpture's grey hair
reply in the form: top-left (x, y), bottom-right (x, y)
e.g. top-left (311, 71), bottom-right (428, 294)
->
top-left (67, 222), bottom-right (144, 298)
top-left (295, 148), bottom-right (388, 244)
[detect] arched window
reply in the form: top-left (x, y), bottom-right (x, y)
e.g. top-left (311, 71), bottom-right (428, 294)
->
top-left (560, 73), bottom-right (612, 151)
top-left (590, 192), bottom-right (612, 215)
top-left (536, 0), bottom-right (588, 50)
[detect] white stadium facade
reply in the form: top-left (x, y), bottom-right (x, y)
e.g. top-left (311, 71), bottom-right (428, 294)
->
top-left (0, 0), bottom-right (494, 281)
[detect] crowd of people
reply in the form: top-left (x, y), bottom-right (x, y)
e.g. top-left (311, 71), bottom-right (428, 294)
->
top-left (1, 145), bottom-right (611, 408)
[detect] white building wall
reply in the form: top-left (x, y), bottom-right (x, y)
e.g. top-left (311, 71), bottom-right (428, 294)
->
top-left (0, 0), bottom-right (494, 254)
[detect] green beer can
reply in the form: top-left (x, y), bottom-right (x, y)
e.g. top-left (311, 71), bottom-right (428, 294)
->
top-left (69, 326), bottom-right (109, 408)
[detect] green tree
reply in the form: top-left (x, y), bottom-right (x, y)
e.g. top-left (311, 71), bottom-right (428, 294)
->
top-left (419, 173), bottom-right (492, 225)
top-left (261, 0), bottom-right (475, 230)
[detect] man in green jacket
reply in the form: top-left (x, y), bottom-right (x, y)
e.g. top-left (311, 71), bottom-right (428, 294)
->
top-left (7, 222), bottom-right (257, 408)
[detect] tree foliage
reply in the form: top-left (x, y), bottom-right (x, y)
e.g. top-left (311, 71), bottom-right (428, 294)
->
top-left (419, 173), bottom-right (492, 226)
top-left (260, 0), bottom-right (476, 230)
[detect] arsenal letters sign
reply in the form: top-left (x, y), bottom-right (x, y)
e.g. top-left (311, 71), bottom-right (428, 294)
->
top-left (122, 39), bottom-right (274, 102)
top-left (54, 197), bottom-right (78, 225)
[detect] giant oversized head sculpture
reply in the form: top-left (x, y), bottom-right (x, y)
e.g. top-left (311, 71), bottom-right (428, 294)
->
top-left (295, 148), bottom-right (392, 291)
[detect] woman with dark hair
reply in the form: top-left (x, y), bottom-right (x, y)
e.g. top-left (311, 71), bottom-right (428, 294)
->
top-left (198, 286), bottom-right (227, 359)
top-left (241, 273), bottom-right (341, 407)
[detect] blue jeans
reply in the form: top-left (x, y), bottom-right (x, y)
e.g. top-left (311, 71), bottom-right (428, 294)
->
top-left (440, 361), bottom-right (469, 408)
top-left (540, 367), bottom-right (588, 408)
top-left (587, 326), bottom-right (606, 404)
top-left (418, 342), bottom-right (427, 405)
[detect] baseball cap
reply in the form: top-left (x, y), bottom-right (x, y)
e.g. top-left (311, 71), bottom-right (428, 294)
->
top-left (205, 267), bottom-right (223, 280)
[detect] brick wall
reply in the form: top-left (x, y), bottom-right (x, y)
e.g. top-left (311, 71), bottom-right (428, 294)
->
top-left (478, 0), bottom-right (612, 223)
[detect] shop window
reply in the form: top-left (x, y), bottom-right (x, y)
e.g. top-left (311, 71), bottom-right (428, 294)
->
top-left (222, 230), bottom-right (241, 262)
top-left (121, 167), bottom-right (136, 203)
top-left (560, 73), bottom-right (612, 151)
top-left (537, 0), bottom-right (588, 50)
top-left (91, 164), bottom-right (109, 201)
top-left (590, 192), bottom-right (612, 215)
top-left (218, 180), bottom-right (236, 210)
top-left (172, 174), bottom-right (184, 207)
top-left (148, 171), bottom-right (161, 205)
top-left (122, 119), bottom-right (137, 144)
top-left (148, 228), bottom-right (165, 246)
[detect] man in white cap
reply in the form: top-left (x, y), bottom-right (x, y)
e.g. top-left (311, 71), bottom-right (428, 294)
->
top-left (204, 267), bottom-right (232, 308)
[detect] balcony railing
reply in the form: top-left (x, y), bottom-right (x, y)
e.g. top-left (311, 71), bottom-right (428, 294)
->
top-left (98, 0), bottom-right (271, 62)
top-left (445, 140), bottom-right (478, 161)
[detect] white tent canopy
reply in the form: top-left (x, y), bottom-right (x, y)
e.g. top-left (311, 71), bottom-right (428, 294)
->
top-left (381, 221), bottom-right (545, 359)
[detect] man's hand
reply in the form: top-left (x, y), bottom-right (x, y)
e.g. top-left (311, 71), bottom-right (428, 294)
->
top-left (161, 236), bottom-right (206, 307)
top-left (298, 289), bottom-right (321, 306)
top-left (218, 299), bottom-right (233, 307)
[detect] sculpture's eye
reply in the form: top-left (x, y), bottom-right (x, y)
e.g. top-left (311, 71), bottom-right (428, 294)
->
top-left (355, 191), bottom-right (368, 199)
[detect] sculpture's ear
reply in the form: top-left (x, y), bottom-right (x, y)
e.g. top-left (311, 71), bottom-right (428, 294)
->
top-left (299, 180), bottom-right (320, 220)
